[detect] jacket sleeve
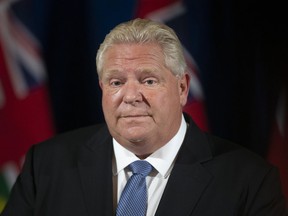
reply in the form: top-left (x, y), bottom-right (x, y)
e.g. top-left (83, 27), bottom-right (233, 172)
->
top-left (1, 145), bottom-right (36, 216)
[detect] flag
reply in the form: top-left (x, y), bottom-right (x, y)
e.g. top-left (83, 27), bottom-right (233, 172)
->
top-left (267, 88), bottom-right (288, 202)
top-left (135, 0), bottom-right (208, 131)
top-left (0, 0), bottom-right (54, 211)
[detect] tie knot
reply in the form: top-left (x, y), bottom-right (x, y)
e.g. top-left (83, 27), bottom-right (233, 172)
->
top-left (129, 160), bottom-right (152, 177)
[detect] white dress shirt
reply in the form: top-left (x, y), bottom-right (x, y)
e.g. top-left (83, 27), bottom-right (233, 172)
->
top-left (112, 115), bottom-right (187, 216)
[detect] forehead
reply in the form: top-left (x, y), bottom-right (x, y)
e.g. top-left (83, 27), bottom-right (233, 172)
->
top-left (102, 43), bottom-right (165, 68)
top-left (100, 44), bottom-right (175, 81)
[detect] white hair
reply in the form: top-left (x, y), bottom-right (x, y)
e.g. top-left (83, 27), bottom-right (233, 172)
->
top-left (96, 18), bottom-right (187, 78)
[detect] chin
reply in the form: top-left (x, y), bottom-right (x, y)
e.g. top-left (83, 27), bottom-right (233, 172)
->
top-left (122, 129), bottom-right (150, 142)
top-left (127, 137), bottom-right (145, 143)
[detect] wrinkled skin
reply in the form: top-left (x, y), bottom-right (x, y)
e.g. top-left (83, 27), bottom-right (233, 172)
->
top-left (99, 43), bottom-right (189, 158)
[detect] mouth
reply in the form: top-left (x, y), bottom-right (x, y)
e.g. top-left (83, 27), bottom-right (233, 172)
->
top-left (118, 114), bottom-right (153, 127)
top-left (120, 115), bottom-right (150, 118)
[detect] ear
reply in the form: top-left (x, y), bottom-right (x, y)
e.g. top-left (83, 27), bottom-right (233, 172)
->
top-left (179, 73), bottom-right (190, 106)
top-left (99, 80), bottom-right (103, 90)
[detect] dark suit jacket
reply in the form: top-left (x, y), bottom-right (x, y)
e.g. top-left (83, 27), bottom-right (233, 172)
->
top-left (1, 115), bottom-right (287, 216)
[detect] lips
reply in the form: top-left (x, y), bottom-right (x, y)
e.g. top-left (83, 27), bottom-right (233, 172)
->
top-left (120, 114), bottom-right (150, 118)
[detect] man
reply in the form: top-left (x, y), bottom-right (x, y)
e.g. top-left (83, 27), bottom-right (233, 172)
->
top-left (1, 18), bottom-right (287, 216)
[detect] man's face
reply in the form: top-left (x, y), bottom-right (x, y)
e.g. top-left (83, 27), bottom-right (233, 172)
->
top-left (99, 43), bottom-right (189, 158)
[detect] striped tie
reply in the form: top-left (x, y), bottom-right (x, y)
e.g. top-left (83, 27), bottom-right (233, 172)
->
top-left (116, 160), bottom-right (152, 216)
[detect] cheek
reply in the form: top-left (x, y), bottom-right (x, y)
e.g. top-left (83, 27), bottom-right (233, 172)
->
top-left (158, 89), bottom-right (183, 115)
top-left (102, 89), bottom-right (122, 105)
top-left (148, 89), bottom-right (176, 110)
top-left (102, 91), bottom-right (119, 116)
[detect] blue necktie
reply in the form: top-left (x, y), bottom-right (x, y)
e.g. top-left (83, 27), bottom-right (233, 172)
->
top-left (116, 160), bottom-right (152, 216)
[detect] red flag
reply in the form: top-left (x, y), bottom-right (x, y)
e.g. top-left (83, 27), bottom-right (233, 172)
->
top-left (0, 0), bottom-right (54, 208)
top-left (267, 88), bottom-right (288, 202)
top-left (135, 0), bottom-right (208, 131)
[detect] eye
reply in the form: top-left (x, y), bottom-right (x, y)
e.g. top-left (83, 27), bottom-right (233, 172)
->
top-left (110, 80), bottom-right (123, 87)
top-left (143, 78), bottom-right (158, 86)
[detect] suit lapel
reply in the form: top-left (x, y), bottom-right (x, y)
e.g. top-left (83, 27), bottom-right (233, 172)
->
top-left (77, 125), bottom-right (114, 216)
top-left (156, 163), bottom-right (212, 216)
top-left (156, 115), bottom-right (213, 216)
top-left (76, 115), bottom-right (213, 216)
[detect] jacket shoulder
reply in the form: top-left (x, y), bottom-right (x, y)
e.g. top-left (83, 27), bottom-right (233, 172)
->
top-left (204, 133), bottom-right (275, 181)
top-left (25, 123), bottom-right (110, 172)
top-left (35, 123), bottom-right (108, 150)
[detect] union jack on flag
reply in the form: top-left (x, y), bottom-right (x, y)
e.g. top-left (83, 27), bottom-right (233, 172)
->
top-left (0, 0), bottom-right (54, 212)
top-left (0, 0), bottom-right (46, 106)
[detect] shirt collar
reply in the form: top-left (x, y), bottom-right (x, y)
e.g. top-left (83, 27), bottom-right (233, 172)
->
top-left (113, 114), bottom-right (187, 178)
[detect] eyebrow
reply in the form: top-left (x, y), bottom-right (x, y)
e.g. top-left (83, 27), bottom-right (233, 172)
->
top-left (136, 68), bottom-right (159, 75)
top-left (101, 69), bottom-right (122, 79)
top-left (103, 68), bottom-right (159, 77)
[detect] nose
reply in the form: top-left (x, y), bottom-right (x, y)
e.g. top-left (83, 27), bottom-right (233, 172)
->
top-left (123, 81), bottom-right (142, 104)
